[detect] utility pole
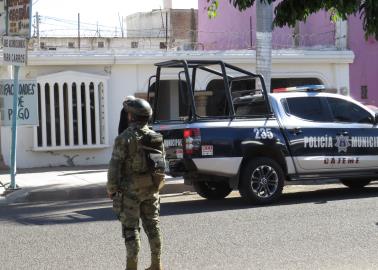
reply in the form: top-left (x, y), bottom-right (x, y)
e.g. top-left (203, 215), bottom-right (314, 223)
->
top-left (165, 12), bottom-right (168, 50)
top-left (78, 13), bottom-right (80, 50)
top-left (256, 0), bottom-right (273, 92)
top-left (249, 16), bottom-right (253, 48)
top-left (36, 12), bottom-right (40, 49)
top-left (118, 13), bottom-right (124, 38)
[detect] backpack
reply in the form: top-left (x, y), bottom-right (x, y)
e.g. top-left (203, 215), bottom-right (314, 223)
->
top-left (128, 128), bottom-right (166, 190)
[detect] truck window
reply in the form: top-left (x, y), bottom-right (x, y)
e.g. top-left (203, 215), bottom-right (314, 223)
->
top-left (153, 80), bottom-right (191, 122)
top-left (326, 97), bottom-right (374, 124)
top-left (234, 94), bottom-right (269, 117)
top-left (284, 97), bottom-right (331, 122)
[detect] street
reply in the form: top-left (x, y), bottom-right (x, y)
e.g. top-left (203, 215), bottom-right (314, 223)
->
top-left (1, 183), bottom-right (377, 270)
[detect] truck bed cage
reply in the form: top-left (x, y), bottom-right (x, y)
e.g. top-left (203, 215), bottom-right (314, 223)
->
top-left (155, 60), bottom-right (260, 79)
top-left (151, 59), bottom-right (273, 121)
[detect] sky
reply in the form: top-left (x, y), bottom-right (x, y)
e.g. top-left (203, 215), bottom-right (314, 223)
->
top-left (31, 0), bottom-right (198, 36)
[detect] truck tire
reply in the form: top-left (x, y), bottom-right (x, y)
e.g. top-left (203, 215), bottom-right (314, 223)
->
top-left (340, 179), bottom-right (371, 189)
top-left (239, 157), bottom-right (284, 204)
top-left (193, 180), bottom-right (232, 200)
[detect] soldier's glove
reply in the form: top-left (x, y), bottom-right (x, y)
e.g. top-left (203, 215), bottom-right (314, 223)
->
top-left (112, 192), bottom-right (123, 218)
top-left (108, 192), bottom-right (116, 199)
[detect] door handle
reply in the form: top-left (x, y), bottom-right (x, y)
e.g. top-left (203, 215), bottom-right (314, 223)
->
top-left (291, 127), bottom-right (302, 135)
top-left (337, 131), bottom-right (349, 136)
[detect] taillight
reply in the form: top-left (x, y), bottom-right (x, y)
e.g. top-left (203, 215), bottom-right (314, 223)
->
top-left (183, 128), bottom-right (201, 155)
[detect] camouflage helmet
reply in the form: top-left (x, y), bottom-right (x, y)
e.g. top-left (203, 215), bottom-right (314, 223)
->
top-left (126, 98), bottom-right (153, 118)
top-left (122, 95), bottom-right (136, 108)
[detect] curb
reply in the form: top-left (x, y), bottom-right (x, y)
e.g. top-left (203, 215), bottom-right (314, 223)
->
top-left (1, 180), bottom-right (194, 205)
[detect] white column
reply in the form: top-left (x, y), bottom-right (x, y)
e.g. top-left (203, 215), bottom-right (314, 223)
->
top-left (58, 82), bottom-right (65, 146)
top-left (85, 82), bottom-right (92, 145)
top-left (333, 63), bottom-right (350, 95)
top-left (33, 119), bottom-right (38, 148)
top-left (76, 83), bottom-right (83, 146)
top-left (104, 81), bottom-right (109, 145)
top-left (40, 82), bottom-right (47, 147)
top-left (67, 83), bottom-right (74, 146)
top-left (99, 81), bottom-right (108, 145)
top-left (49, 84), bottom-right (56, 147)
top-left (94, 81), bottom-right (100, 145)
top-left (335, 20), bottom-right (348, 50)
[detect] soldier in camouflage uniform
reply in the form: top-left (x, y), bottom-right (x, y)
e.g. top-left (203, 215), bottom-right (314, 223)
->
top-left (107, 98), bottom-right (164, 270)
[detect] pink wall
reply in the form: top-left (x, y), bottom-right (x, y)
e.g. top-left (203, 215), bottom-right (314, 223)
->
top-left (198, 0), bottom-right (335, 50)
top-left (198, 1), bottom-right (378, 105)
top-left (348, 16), bottom-right (378, 105)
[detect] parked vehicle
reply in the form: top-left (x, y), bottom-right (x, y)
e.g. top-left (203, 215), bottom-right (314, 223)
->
top-left (148, 60), bottom-right (378, 204)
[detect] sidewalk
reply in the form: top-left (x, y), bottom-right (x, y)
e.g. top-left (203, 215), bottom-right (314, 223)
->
top-left (0, 165), bottom-right (193, 205)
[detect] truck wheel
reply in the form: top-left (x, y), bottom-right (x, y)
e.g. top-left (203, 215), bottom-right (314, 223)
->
top-left (239, 157), bottom-right (284, 204)
top-left (193, 181), bottom-right (232, 200)
top-left (340, 179), bottom-right (371, 189)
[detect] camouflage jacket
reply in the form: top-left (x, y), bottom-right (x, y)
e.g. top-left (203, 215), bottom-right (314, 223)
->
top-left (107, 123), bottom-right (151, 194)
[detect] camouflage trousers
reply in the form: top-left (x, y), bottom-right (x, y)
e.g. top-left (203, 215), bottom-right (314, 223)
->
top-left (119, 188), bottom-right (162, 262)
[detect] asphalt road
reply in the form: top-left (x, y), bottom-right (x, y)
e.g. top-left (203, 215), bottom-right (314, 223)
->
top-left (1, 183), bottom-right (377, 270)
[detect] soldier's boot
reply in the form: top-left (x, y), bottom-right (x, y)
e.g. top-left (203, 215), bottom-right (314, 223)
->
top-left (145, 256), bottom-right (162, 270)
top-left (126, 257), bottom-right (138, 270)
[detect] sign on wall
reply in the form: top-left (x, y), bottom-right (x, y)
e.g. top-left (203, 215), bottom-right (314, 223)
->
top-left (7, 0), bottom-right (31, 37)
top-left (0, 80), bottom-right (38, 126)
top-left (2, 36), bottom-right (27, 65)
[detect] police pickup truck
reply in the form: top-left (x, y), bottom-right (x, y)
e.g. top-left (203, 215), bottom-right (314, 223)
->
top-left (148, 60), bottom-right (378, 204)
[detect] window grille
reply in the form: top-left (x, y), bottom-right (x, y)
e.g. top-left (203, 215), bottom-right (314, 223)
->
top-left (98, 41), bottom-right (105, 48)
top-left (361, 85), bottom-right (368, 99)
top-left (34, 72), bottom-right (108, 151)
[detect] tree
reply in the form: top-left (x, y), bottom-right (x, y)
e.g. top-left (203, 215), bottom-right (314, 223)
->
top-left (207, 0), bottom-right (378, 39)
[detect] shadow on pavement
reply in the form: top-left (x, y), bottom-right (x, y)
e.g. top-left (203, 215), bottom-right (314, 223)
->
top-left (57, 170), bottom-right (108, 176)
top-left (161, 185), bottom-right (378, 216)
top-left (0, 199), bottom-right (115, 225)
top-left (0, 165), bottom-right (107, 176)
top-left (1, 186), bottom-right (378, 226)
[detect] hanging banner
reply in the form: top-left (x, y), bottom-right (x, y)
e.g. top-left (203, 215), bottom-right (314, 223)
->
top-left (7, 0), bottom-right (32, 37)
top-left (0, 79), bottom-right (38, 126)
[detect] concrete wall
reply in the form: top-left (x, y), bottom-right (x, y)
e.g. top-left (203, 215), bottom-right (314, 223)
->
top-left (126, 9), bottom-right (197, 39)
top-left (30, 37), bottom-right (169, 51)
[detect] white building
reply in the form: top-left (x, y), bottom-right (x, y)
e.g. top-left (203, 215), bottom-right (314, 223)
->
top-left (0, 48), bottom-right (353, 168)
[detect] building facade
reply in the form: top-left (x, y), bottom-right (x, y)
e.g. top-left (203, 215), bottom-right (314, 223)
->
top-left (197, 0), bottom-right (378, 104)
top-left (0, 49), bottom-right (352, 168)
top-left (126, 8), bottom-right (198, 50)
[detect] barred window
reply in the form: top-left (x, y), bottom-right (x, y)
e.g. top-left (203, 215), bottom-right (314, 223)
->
top-left (34, 72), bottom-right (108, 150)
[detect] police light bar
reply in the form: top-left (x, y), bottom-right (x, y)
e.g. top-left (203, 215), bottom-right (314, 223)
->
top-left (272, 85), bottom-right (325, 93)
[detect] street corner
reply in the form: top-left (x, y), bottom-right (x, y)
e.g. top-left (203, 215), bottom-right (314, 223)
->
top-left (0, 187), bottom-right (29, 205)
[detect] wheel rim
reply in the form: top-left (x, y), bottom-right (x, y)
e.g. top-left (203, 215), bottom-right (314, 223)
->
top-left (204, 181), bottom-right (217, 192)
top-left (250, 165), bottom-right (279, 198)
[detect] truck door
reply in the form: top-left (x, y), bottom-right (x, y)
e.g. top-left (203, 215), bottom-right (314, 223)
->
top-left (279, 96), bottom-right (340, 173)
top-left (324, 96), bottom-right (378, 171)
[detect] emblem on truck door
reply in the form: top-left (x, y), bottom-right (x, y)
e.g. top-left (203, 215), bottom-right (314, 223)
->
top-left (334, 135), bottom-right (350, 153)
